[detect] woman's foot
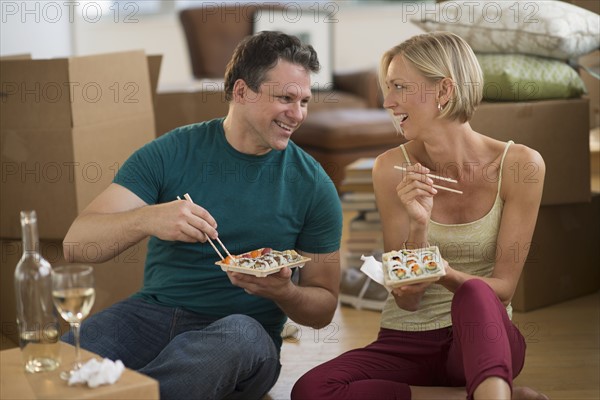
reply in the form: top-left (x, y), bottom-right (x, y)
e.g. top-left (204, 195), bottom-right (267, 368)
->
top-left (513, 386), bottom-right (549, 400)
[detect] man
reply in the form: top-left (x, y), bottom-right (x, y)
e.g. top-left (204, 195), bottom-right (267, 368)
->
top-left (63, 31), bottom-right (342, 399)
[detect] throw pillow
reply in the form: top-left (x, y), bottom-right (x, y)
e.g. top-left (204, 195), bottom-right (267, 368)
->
top-left (476, 53), bottom-right (586, 101)
top-left (412, 0), bottom-right (600, 60)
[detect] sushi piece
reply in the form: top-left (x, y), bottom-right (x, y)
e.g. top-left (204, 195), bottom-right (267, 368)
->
top-left (410, 263), bottom-right (423, 276)
top-left (260, 255), bottom-right (279, 268)
top-left (425, 260), bottom-right (438, 272)
top-left (405, 257), bottom-right (419, 268)
top-left (389, 265), bottom-right (408, 280)
top-left (421, 252), bottom-right (435, 263)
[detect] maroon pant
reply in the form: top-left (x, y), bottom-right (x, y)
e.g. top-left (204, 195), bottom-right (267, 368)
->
top-left (291, 279), bottom-right (526, 400)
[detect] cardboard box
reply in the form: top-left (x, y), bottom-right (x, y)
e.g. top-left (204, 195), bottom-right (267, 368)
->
top-left (1, 342), bottom-right (159, 399)
top-left (0, 239), bottom-right (148, 347)
top-left (564, 0), bottom-right (600, 15)
top-left (154, 82), bottom-right (369, 137)
top-left (155, 82), bottom-right (229, 136)
top-left (1, 51), bottom-right (158, 239)
top-left (579, 50), bottom-right (600, 129)
top-left (471, 98), bottom-right (591, 206)
top-left (511, 193), bottom-right (600, 312)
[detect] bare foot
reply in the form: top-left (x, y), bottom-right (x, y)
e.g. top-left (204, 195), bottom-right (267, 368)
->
top-left (513, 386), bottom-right (549, 400)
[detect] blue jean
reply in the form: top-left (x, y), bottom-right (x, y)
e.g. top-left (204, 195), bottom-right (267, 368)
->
top-left (62, 298), bottom-right (281, 400)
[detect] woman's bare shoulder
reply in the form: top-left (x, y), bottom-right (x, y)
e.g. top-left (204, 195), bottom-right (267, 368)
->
top-left (374, 142), bottom-right (414, 169)
top-left (501, 141), bottom-right (546, 176)
top-left (501, 142), bottom-right (546, 199)
top-left (373, 144), bottom-right (409, 193)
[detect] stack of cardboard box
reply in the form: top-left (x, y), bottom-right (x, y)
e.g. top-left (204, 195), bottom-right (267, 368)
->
top-left (471, 98), bottom-right (600, 311)
top-left (0, 51), bottom-right (160, 347)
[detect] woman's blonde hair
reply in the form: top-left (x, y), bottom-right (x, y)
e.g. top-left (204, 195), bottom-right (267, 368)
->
top-left (379, 31), bottom-right (483, 123)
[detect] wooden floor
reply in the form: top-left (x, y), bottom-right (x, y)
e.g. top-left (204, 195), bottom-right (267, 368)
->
top-left (266, 291), bottom-right (600, 400)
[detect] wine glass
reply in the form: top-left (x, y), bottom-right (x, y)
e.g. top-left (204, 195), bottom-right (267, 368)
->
top-left (51, 264), bottom-right (96, 379)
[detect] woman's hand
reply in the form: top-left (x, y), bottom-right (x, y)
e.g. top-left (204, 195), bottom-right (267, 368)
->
top-left (395, 163), bottom-right (437, 227)
top-left (391, 281), bottom-right (433, 311)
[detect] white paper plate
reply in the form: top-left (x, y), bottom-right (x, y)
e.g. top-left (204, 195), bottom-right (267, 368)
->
top-left (383, 246), bottom-right (446, 287)
top-left (215, 256), bottom-right (310, 277)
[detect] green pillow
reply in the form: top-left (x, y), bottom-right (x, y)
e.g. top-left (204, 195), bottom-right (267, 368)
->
top-left (476, 53), bottom-right (586, 101)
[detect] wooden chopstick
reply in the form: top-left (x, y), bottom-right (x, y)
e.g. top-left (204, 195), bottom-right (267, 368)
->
top-left (183, 193), bottom-right (236, 261)
top-left (431, 184), bottom-right (463, 195)
top-left (393, 166), bottom-right (458, 183)
top-left (177, 194), bottom-right (228, 260)
top-left (393, 166), bottom-right (463, 195)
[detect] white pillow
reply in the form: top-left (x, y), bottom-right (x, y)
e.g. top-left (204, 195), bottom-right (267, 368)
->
top-left (412, 0), bottom-right (600, 60)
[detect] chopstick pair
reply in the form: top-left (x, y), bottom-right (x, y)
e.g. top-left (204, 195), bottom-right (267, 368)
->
top-left (393, 166), bottom-right (463, 195)
top-left (177, 193), bottom-right (235, 261)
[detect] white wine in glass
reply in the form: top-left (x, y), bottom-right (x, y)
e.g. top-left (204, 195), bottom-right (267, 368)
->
top-left (51, 264), bottom-right (95, 378)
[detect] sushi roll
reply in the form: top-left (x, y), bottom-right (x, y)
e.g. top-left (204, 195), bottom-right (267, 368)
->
top-left (389, 265), bottom-right (408, 280)
top-left (425, 260), bottom-right (438, 272)
top-left (410, 263), bottom-right (423, 276)
top-left (400, 249), bottom-right (413, 258)
top-left (238, 257), bottom-right (255, 268)
top-left (282, 250), bottom-right (301, 262)
top-left (271, 254), bottom-right (287, 266)
top-left (421, 252), bottom-right (435, 263)
top-left (252, 259), bottom-right (270, 270)
top-left (261, 255), bottom-right (279, 268)
top-left (405, 257), bottom-right (419, 268)
top-left (382, 251), bottom-right (400, 263)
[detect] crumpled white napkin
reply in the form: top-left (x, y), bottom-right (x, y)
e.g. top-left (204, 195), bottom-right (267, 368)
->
top-left (68, 358), bottom-right (125, 388)
top-left (359, 255), bottom-right (390, 292)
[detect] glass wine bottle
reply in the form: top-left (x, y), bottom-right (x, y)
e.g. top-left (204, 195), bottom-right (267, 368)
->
top-left (14, 210), bottom-right (61, 373)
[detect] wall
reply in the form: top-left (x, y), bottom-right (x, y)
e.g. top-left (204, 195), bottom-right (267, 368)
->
top-left (333, 3), bottom-right (425, 73)
top-left (0, 1), bottom-right (72, 58)
top-left (72, 11), bottom-right (192, 89)
top-left (0, 1), bottom-right (425, 87)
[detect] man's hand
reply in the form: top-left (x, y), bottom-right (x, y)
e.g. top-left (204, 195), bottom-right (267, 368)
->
top-left (226, 268), bottom-right (294, 301)
top-left (148, 200), bottom-right (218, 243)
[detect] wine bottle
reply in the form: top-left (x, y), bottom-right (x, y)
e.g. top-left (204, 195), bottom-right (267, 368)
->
top-left (14, 210), bottom-right (61, 373)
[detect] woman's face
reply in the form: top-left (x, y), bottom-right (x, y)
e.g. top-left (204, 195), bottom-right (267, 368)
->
top-left (382, 55), bottom-right (440, 138)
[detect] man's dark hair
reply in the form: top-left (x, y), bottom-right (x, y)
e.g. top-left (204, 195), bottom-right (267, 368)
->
top-left (224, 31), bottom-right (320, 101)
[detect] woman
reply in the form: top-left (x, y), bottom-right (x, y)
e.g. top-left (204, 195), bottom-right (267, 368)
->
top-left (292, 32), bottom-right (548, 400)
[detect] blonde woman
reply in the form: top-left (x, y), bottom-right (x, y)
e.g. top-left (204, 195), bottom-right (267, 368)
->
top-left (292, 32), bottom-right (548, 400)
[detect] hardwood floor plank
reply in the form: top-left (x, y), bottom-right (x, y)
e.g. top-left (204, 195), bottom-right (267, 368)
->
top-left (267, 292), bottom-right (599, 400)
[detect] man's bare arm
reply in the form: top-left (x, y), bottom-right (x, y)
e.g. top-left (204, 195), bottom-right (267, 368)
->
top-left (63, 183), bottom-right (218, 263)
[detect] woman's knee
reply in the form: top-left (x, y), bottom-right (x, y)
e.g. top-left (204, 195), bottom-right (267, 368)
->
top-left (292, 369), bottom-right (326, 400)
top-left (291, 363), bottom-right (341, 400)
top-left (454, 279), bottom-right (494, 301)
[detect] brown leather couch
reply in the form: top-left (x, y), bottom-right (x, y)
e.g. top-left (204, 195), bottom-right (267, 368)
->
top-left (154, 5), bottom-right (402, 189)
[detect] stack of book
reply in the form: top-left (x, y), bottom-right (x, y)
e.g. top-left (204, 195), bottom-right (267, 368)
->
top-left (340, 158), bottom-right (384, 269)
top-left (339, 158), bottom-right (388, 311)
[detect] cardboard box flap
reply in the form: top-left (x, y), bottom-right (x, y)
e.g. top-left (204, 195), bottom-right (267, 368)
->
top-left (1, 59), bottom-right (73, 130)
top-left (147, 54), bottom-right (163, 105)
top-left (68, 50), bottom-right (154, 127)
top-left (0, 54), bottom-right (31, 60)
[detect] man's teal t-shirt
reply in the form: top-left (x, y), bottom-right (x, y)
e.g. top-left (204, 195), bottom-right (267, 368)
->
top-left (113, 118), bottom-right (342, 345)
